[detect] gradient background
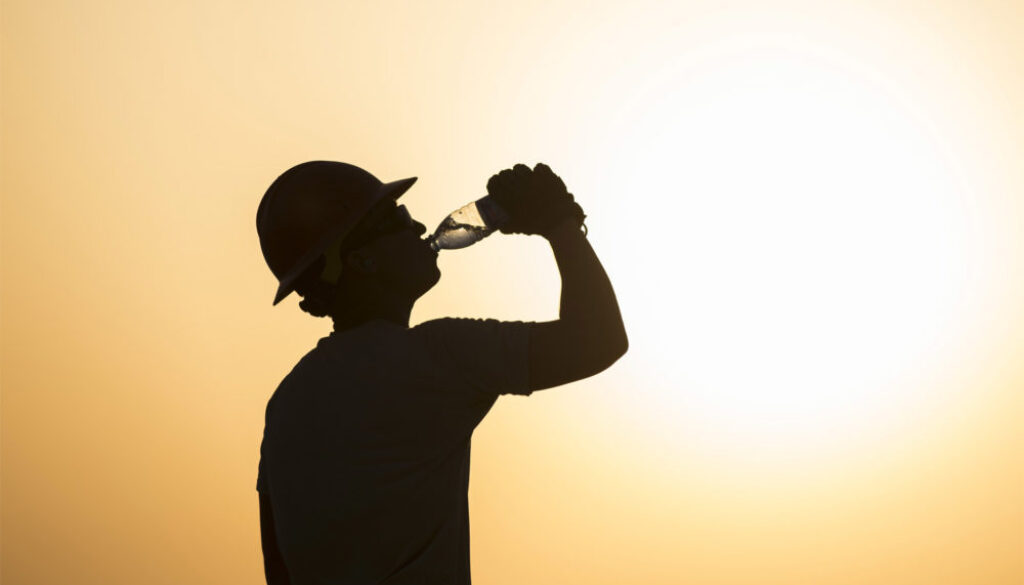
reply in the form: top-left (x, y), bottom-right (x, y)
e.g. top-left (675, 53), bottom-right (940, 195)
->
top-left (2, 1), bottom-right (1022, 584)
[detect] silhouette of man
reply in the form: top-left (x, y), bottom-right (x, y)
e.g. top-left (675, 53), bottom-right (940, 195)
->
top-left (255, 161), bottom-right (627, 584)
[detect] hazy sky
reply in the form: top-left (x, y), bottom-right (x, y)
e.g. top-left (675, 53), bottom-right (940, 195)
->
top-left (2, 1), bottom-right (1022, 584)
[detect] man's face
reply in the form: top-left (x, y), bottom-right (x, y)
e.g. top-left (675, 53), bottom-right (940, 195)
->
top-left (349, 203), bottom-right (440, 299)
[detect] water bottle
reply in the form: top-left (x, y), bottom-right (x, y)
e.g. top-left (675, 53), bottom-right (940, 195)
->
top-left (426, 195), bottom-right (510, 252)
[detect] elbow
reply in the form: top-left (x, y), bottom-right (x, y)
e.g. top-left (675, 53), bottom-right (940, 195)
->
top-left (610, 322), bottom-right (629, 360)
top-left (596, 330), bottom-right (629, 372)
top-left (611, 335), bottom-right (629, 364)
top-left (565, 322), bottom-right (629, 380)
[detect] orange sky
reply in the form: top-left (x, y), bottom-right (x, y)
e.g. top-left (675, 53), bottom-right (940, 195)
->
top-left (2, 1), bottom-right (1022, 584)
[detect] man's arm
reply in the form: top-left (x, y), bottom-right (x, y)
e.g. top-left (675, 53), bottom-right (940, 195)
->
top-left (259, 492), bottom-right (291, 585)
top-left (527, 217), bottom-right (628, 392)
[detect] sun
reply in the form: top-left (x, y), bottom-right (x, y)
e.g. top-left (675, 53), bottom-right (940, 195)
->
top-left (585, 37), bottom-right (984, 467)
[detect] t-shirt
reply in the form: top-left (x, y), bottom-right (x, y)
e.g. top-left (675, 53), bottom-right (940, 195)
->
top-left (256, 317), bottom-right (532, 585)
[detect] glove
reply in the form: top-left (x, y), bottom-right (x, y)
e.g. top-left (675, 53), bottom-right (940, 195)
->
top-left (486, 163), bottom-right (587, 237)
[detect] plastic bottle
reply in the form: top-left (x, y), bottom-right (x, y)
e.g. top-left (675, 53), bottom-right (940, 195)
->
top-left (426, 195), bottom-right (509, 252)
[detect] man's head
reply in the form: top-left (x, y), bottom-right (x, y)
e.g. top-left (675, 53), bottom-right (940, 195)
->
top-left (293, 198), bottom-right (440, 319)
top-left (257, 161), bottom-right (439, 319)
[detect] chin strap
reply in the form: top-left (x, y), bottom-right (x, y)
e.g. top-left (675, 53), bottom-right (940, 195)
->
top-left (320, 234), bottom-right (346, 285)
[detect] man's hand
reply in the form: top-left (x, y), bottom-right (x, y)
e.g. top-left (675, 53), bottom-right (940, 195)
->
top-left (486, 163), bottom-right (586, 237)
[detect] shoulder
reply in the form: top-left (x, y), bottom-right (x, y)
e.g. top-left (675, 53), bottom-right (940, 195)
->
top-left (412, 317), bottom-right (532, 353)
top-left (413, 316), bottom-right (530, 335)
top-left (412, 317), bottom-right (533, 397)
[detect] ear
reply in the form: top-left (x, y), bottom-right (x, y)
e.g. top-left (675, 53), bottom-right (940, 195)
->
top-left (319, 237), bottom-right (347, 284)
top-left (345, 250), bottom-right (377, 274)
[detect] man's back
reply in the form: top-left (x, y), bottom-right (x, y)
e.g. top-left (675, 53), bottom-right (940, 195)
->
top-left (257, 317), bottom-right (532, 585)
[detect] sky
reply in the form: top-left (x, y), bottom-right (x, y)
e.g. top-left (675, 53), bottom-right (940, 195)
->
top-left (2, 1), bottom-right (1022, 583)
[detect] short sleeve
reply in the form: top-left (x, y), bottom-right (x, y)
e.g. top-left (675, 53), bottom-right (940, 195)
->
top-left (416, 317), bottom-right (533, 399)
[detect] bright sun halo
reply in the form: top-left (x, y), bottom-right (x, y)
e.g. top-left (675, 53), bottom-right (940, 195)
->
top-left (591, 39), bottom-right (980, 465)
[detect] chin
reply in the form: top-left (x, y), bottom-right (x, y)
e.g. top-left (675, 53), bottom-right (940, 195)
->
top-left (409, 267), bottom-right (441, 299)
top-left (424, 267), bottom-right (441, 292)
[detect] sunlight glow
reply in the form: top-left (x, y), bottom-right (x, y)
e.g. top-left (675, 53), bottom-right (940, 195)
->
top-left (594, 38), bottom-right (986, 464)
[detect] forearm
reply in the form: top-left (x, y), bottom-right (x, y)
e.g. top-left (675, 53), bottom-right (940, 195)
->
top-left (544, 217), bottom-right (628, 354)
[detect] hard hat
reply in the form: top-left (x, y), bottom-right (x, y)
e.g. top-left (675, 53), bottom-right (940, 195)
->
top-left (256, 161), bottom-right (417, 306)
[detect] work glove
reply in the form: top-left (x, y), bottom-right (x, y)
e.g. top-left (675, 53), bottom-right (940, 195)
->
top-left (486, 163), bottom-right (587, 237)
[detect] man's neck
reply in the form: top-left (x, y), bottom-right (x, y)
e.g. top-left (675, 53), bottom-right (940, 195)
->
top-left (330, 287), bottom-right (413, 333)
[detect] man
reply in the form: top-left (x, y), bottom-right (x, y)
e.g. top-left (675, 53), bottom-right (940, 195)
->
top-left (255, 161), bottom-right (628, 584)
